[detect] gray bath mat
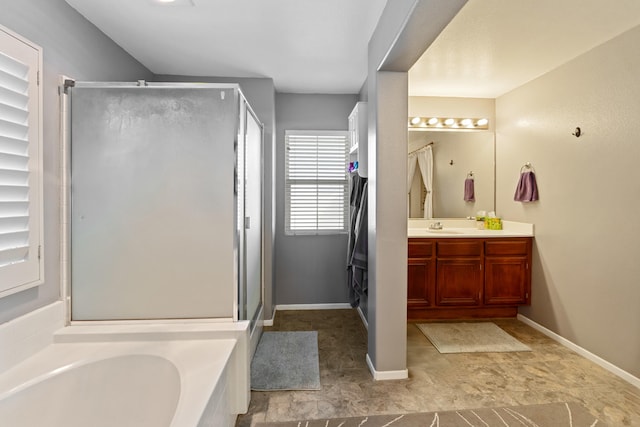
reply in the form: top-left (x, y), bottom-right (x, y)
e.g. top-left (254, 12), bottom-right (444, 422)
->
top-left (251, 331), bottom-right (321, 391)
top-left (416, 322), bottom-right (531, 353)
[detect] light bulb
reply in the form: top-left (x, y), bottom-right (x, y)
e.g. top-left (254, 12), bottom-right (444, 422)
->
top-left (444, 118), bottom-right (455, 126)
top-left (410, 117), bottom-right (421, 125)
top-left (476, 118), bottom-right (488, 126)
top-left (427, 117), bottom-right (439, 125)
top-left (460, 118), bottom-right (472, 127)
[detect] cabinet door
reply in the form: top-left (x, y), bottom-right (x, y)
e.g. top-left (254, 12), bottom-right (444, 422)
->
top-left (484, 256), bottom-right (530, 305)
top-left (408, 257), bottom-right (435, 308)
top-left (408, 239), bottom-right (434, 308)
top-left (436, 258), bottom-right (482, 306)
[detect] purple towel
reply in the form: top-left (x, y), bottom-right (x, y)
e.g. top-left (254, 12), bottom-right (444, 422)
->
top-left (464, 178), bottom-right (475, 202)
top-left (514, 171), bottom-right (539, 202)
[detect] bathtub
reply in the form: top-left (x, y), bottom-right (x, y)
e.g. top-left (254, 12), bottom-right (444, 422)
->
top-left (0, 332), bottom-right (245, 427)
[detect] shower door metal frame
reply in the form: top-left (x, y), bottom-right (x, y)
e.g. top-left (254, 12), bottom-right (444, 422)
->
top-left (62, 81), bottom-right (263, 324)
top-left (237, 99), bottom-right (264, 329)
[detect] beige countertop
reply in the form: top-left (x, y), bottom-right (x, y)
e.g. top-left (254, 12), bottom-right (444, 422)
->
top-left (408, 219), bottom-right (534, 238)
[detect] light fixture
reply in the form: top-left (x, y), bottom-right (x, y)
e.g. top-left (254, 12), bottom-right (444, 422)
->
top-left (408, 116), bottom-right (490, 131)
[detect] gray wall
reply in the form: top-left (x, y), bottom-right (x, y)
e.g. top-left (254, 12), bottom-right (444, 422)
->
top-left (155, 74), bottom-right (277, 320)
top-left (364, 0), bottom-right (467, 374)
top-left (274, 93), bottom-right (358, 306)
top-left (0, 0), bottom-right (153, 324)
top-left (496, 24), bottom-right (640, 378)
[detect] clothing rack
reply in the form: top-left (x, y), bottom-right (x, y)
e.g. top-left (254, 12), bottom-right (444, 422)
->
top-left (408, 141), bottom-right (434, 155)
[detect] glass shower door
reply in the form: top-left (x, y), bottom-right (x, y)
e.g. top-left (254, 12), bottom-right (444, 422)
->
top-left (70, 84), bottom-right (238, 320)
top-left (243, 106), bottom-right (263, 325)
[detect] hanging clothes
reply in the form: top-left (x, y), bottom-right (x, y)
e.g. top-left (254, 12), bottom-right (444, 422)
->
top-left (347, 175), bottom-right (367, 307)
top-left (417, 145), bottom-right (434, 218)
top-left (348, 182), bottom-right (368, 308)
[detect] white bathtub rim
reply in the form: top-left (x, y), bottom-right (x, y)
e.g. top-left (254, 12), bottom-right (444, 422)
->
top-left (0, 303), bottom-right (251, 423)
top-left (0, 339), bottom-right (237, 427)
top-left (55, 321), bottom-right (252, 415)
top-left (0, 353), bottom-right (176, 402)
top-left (0, 301), bottom-right (65, 375)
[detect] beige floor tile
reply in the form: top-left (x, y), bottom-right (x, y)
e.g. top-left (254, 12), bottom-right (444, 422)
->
top-left (236, 309), bottom-right (640, 426)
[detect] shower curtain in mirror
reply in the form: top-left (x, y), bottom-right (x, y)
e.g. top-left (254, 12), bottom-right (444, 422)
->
top-left (407, 152), bottom-right (418, 215)
top-left (417, 145), bottom-right (433, 219)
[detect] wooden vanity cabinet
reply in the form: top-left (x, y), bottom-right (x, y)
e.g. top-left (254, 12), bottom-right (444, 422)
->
top-left (408, 237), bottom-right (532, 320)
top-left (407, 240), bottom-right (435, 308)
top-left (435, 240), bottom-right (483, 306)
top-left (484, 239), bottom-right (531, 305)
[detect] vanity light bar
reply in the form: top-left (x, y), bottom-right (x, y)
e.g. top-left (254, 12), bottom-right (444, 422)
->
top-left (408, 117), bottom-right (489, 130)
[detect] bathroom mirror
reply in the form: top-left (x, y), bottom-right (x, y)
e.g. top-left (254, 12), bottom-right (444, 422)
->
top-left (408, 130), bottom-right (495, 218)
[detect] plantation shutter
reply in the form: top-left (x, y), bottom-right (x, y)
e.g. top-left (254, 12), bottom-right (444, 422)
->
top-left (0, 27), bottom-right (43, 297)
top-left (285, 130), bottom-right (349, 234)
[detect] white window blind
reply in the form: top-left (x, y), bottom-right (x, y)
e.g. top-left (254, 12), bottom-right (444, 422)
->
top-left (0, 26), bottom-right (43, 297)
top-left (285, 130), bottom-right (349, 235)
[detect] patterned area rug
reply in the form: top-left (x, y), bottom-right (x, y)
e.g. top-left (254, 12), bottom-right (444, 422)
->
top-left (255, 402), bottom-right (605, 426)
top-left (416, 322), bottom-right (531, 353)
top-left (251, 331), bottom-right (321, 391)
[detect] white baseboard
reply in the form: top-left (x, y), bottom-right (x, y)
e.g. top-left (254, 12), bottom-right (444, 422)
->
top-left (275, 303), bottom-right (352, 311)
top-left (517, 314), bottom-right (640, 389)
top-left (263, 303), bottom-right (352, 327)
top-left (357, 306), bottom-right (368, 330)
top-left (262, 307), bottom-right (275, 327)
top-left (366, 354), bottom-right (408, 381)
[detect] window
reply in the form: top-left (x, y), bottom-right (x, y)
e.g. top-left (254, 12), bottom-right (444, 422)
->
top-left (0, 26), bottom-right (43, 297)
top-left (285, 130), bottom-right (349, 235)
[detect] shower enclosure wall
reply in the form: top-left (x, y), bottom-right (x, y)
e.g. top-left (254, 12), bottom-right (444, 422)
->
top-left (68, 83), bottom-right (263, 325)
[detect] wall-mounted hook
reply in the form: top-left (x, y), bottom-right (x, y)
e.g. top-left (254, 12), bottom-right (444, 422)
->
top-left (572, 127), bottom-right (582, 137)
top-left (449, 160), bottom-right (454, 165)
top-left (520, 162), bottom-right (534, 173)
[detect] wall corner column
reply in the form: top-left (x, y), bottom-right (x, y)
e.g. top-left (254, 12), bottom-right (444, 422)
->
top-left (366, 70), bottom-right (409, 379)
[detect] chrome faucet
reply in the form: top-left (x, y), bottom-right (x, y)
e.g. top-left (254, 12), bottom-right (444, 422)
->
top-left (428, 221), bottom-right (443, 230)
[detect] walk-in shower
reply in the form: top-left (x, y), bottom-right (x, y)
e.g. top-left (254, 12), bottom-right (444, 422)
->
top-left (66, 82), bottom-right (263, 327)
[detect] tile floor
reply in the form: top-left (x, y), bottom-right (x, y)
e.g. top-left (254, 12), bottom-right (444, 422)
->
top-left (235, 309), bottom-right (640, 426)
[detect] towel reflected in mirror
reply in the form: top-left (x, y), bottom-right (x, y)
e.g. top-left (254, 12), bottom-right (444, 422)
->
top-left (464, 176), bottom-right (475, 202)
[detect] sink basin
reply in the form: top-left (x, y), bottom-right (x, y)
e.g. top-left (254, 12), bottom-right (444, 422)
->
top-left (408, 228), bottom-right (468, 236)
top-left (425, 229), bottom-right (465, 234)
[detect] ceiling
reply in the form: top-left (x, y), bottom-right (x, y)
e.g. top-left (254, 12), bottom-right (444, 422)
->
top-left (64, 0), bottom-right (388, 94)
top-left (65, 0), bottom-right (640, 97)
top-left (409, 0), bottom-right (640, 98)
